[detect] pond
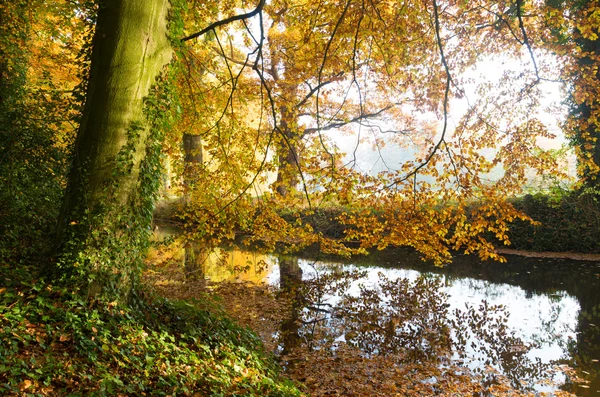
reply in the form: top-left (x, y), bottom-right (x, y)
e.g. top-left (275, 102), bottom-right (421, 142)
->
top-left (148, 226), bottom-right (600, 396)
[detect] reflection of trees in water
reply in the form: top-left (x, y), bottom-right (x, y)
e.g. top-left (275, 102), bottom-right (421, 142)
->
top-left (278, 256), bottom-right (303, 360)
top-left (181, 242), bottom-right (271, 283)
top-left (184, 244), bottom-right (206, 281)
top-left (333, 274), bottom-right (453, 361)
top-left (562, 302), bottom-right (600, 396)
top-left (155, 227), bottom-right (598, 392)
top-left (574, 302), bottom-right (600, 363)
top-left (277, 265), bottom-right (575, 393)
top-left (452, 301), bottom-right (555, 392)
top-left (528, 294), bottom-right (577, 362)
top-left (308, 248), bottom-right (600, 391)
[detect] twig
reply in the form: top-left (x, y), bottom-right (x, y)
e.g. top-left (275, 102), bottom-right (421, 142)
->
top-left (515, 0), bottom-right (540, 83)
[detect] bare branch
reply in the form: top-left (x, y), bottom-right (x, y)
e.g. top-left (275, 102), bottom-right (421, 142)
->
top-left (303, 105), bottom-right (397, 136)
top-left (181, 0), bottom-right (266, 42)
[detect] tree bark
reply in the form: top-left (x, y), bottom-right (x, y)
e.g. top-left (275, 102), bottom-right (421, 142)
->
top-left (183, 133), bottom-right (203, 190)
top-left (573, 30), bottom-right (600, 187)
top-left (274, 98), bottom-right (301, 198)
top-left (275, 132), bottom-right (300, 197)
top-left (54, 0), bottom-right (172, 299)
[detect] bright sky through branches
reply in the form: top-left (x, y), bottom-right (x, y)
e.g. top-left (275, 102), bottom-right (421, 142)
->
top-left (328, 50), bottom-right (575, 189)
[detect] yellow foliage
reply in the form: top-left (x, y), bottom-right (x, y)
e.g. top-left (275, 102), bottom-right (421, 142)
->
top-left (169, 0), bottom-right (598, 264)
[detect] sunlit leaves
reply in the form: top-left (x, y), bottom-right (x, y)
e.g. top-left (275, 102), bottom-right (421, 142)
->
top-left (173, 0), bottom-right (594, 265)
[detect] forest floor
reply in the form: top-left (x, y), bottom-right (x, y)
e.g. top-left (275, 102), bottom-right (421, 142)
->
top-left (0, 262), bottom-right (302, 397)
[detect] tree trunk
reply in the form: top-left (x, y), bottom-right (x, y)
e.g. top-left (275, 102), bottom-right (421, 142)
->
top-left (275, 136), bottom-right (300, 197)
top-left (569, 1), bottom-right (600, 188)
top-left (53, 0), bottom-right (172, 300)
top-left (274, 100), bottom-right (300, 198)
top-left (183, 133), bottom-right (203, 191)
top-left (575, 43), bottom-right (600, 187)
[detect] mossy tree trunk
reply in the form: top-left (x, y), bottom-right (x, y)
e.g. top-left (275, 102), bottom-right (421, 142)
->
top-left (53, 0), bottom-right (172, 300)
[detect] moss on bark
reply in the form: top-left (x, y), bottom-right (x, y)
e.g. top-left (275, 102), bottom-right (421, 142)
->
top-left (54, 0), bottom-right (173, 300)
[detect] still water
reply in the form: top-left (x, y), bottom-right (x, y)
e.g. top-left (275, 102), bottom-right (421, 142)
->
top-left (149, 228), bottom-right (600, 396)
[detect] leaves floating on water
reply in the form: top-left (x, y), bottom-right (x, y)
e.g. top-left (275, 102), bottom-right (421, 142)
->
top-left (150, 259), bottom-right (585, 396)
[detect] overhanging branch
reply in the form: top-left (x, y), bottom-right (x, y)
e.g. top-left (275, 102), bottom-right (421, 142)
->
top-left (303, 105), bottom-right (397, 136)
top-left (386, 0), bottom-right (452, 189)
top-left (181, 0), bottom-right (266, 42)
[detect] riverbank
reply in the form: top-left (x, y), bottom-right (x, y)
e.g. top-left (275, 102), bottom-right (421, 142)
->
top-left (154, 191), bottom-right (600, 262)
top-left (496, 248), bottom-right (600, 261)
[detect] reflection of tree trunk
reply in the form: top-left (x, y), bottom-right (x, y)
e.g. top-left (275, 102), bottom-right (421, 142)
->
top-left (183, 133), bottom-right (202, 193)
top-left (184, 243), bottom-right (206, 281)
top-left (279, 256), bottom-right (303, 360)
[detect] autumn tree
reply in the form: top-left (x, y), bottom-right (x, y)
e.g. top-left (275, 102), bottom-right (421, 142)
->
top-left (330, 0), bottom-right (567, 263)
top-left (173, 36), bottom-right (268, 197)
top-left (177, 0), bottom-right (568, 264)
top-left (211, 0), bottom-right (450, 197)
top-left (0, 0), bottom-right (87, 263)
top-left (39, 0), bottom-right (582, 303)
top-left (49, 0), bottom-right (273, 300)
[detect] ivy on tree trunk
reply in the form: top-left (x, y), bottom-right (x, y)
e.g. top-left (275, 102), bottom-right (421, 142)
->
top-left (53, 0), bottom-right (173, 300)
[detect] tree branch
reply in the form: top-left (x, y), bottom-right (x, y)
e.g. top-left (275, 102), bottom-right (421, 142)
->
top-left (181, 0), bottom-right (266, 42)
top-left (515, 0), bottom-right (540, 82)
top-left (303, 105), bottom-right (397, 136)
top-left (386, 0), bottom-right (452, 189)
top-left (295, 72), bottom-right (344, 109)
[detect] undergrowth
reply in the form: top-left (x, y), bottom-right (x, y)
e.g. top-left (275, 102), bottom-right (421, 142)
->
top-left (0, 263), bottom-right (301, 397)
top-left (506, 190), bottom-right (600, 253)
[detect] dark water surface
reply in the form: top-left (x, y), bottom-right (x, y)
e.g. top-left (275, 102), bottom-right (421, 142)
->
top-left (150, 226), bottom-right (600, 395)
